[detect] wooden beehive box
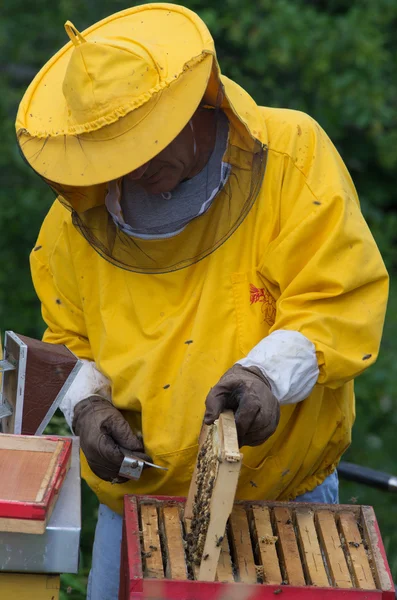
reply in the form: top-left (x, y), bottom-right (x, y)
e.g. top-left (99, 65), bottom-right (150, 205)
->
top-left (0, 434), bottom-right (72, 534)
top-left (120, 496), bottom-right (395, 600)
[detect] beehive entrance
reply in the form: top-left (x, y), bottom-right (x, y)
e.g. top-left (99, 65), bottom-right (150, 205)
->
top-left (137, 498), bottom-right (380, 590)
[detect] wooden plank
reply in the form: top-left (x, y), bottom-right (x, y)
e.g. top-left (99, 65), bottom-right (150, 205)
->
top-left (0, 449), bottom-right (53, 501)
top-left (185, 411), bottom-right (241, 582)
top-left (141, 503), bottom-right (164, 579)
top-left (185, 423), bottom-right (219, 574)
top-left (122, 496), bottom-right (144, 590)
top-left (162, 506), bottom-right (187, 580)
top-left (251, 505), bottom-right (282, 585)
top-left (37, 450), bottom-right (70, 527)
top-left (216, 534), bottom-right (235, 583)
top-left (185, 411), bottom-right (240, 522)
top-left (35, 441), bottom-right (63, 502)
top-left (218, 411), bottom-right (241, 462)
top-left (0, 515), bottom-right (46, 534)
top-left (0, 507), bottom-right (57, 535)
top-left (185, 515), bottom-right (234, 583)
top-left (196, 412), bottom-right (242, 581)
top-left (295, 509), bottom-right (330, 587)
top-left (196, 448), bottom-right (241, 581)
top-left (184, 516), bottom-right (235, 582)
top-left (338, 511), bottom-right (376, 589)
top-left (0, 447), bottom-right (70, 535)
top-left (229, 505), bottom-right (257, 584)
top-left (236, 499), bottom-right (362, 518)
top-left (0, 434), bottom-right (57, 453)
top-left (273, 506), bottom-right (305, 586)
top-left (361, 506), bottom-right (393, 592)
top-left (316, 509), bottom-right (353, 588)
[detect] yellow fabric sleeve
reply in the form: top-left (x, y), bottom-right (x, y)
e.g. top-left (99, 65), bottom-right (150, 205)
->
top-left (262, 113), bottom-right (389, 388)
top-left (30, 204), bottom-right (93, 361)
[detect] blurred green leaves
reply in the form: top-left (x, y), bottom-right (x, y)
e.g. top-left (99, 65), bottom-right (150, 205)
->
top-left (1, 0), bottom-right (397, 597)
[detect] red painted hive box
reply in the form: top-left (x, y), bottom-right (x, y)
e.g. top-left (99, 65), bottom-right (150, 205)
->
top-left (120, 495), bottom-right (394, 600)
top-left (0, 434), bottom-right (72, 534)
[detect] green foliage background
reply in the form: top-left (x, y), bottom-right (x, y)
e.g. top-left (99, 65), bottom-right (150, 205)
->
top-left (1, 0), bottom-right (396, 597)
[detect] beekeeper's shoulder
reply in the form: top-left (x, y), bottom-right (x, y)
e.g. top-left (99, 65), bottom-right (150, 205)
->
top-left (31, 198), bottom-right (77, 266)
top-left (260, 106), bottom-right (322, 177)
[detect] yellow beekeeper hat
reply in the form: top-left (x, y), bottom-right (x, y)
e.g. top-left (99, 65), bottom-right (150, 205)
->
top-left (15, 3), bottom-right (215, 187)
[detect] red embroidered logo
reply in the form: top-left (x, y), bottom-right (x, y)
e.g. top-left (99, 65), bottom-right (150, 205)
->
top-left (250, 284), bottom-right (276, 326)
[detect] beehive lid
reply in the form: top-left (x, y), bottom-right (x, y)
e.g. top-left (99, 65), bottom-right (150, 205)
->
top-left (0, 434), bottom-right (72, 534)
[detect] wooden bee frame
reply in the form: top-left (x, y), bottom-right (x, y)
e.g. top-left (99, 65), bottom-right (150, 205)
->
top-left (184, 410), bottom-right (242, 581)
top-left (120, 496), bottom-right (394, 600)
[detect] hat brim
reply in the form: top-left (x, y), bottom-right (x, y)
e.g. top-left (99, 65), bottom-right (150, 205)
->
top-left (18, 54), bottom-right (213, 187)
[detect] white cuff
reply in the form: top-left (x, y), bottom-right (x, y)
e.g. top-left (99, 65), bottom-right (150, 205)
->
top-left (59, 359), bottom-right (112, 430)
top-left (236, 330), bottom-right (319, 404)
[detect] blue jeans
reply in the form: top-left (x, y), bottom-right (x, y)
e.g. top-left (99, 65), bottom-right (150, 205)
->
top-left (87, 471), bottom-right (339, 600)
top-left (87, 503), bottom-right (124, 600)
top-left (294, 470), bottom-right (339, 504)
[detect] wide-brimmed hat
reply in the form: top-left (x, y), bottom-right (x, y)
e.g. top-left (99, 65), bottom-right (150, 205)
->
top-left (16, 3), bottom-right (215, 187)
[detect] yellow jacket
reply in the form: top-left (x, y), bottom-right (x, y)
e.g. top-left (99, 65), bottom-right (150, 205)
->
top-left (30, 85), bottom-right (388, 514)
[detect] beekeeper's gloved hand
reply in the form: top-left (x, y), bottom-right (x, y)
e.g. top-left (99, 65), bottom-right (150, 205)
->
top-left (204, 365), bottom-right (280, 447)
top-left (73, 396), bottom-right (152, 482)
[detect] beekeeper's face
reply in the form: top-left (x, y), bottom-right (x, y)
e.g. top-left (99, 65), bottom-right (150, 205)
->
top-left (126, 107), bottom-right (216, 194)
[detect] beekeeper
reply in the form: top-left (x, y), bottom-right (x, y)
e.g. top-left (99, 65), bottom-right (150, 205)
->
top-left (17, 4), bottom-right (388, 598)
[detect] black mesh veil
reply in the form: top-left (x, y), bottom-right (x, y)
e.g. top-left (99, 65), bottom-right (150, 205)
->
top-left (20, 78), bottom-right (267, 274)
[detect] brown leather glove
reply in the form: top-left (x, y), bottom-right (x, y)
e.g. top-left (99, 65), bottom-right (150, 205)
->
top-left (204, 364), bottom-right (280, 447)
top-left (72, 396), bottom-right (152, 482)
